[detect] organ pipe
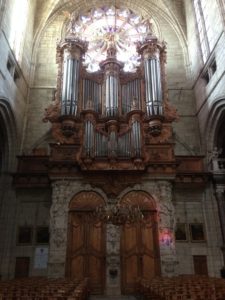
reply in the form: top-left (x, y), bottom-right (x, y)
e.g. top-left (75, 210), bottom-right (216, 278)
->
top-left (118, 132), bottom-right (131, 157)
top-left (96, 133), bottom-right (107, 157)
top-left (132, 121), bottom-right (141, 157)
top-left (122, 79), bottom-right (141, 114)
top-left (83, 79), bottom-right (101, 112)
top-left (106, 75), bottom-right (118, 117)
top-left (137, 41), bottom-right (164, 118)
top-left (61, 49), bottom-right (80, 116)
top-left (144, 56), bottom-right (163, 117)
top-left (84, 120), bottom-right (94, 157)
top-left (60, 40), bottom-right (87, 117)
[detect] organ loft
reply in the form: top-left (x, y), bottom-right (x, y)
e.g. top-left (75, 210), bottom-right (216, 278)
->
top-left (1, 1), bottom-right (225, 298)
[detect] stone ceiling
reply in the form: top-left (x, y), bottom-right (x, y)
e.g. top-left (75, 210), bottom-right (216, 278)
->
top-left (34, 0), bottom-right (186, 45)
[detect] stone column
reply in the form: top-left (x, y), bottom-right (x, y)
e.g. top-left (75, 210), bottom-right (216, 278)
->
top-left (48, 181), bottom-right (69, 278)
top-left (215, 185), bottom-right (225, 263)
top-left (105, 224), bottom-right (121, 296)
top-left (158, 181), bottom-right (178, 276)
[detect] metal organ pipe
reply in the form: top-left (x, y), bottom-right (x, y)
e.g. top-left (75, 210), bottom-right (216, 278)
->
top-left (144, 54), bottom-right (163, 117)
top-left (106, 75), bottom-right (118, 117)
top-left (132, 121), bottom-right (141, 157)
top-left (61, 49), bottom-right (80, 116)
top-left (84, 120), bottom-right (94, 157)
top-left (122, 79), bottom-right (141, 114)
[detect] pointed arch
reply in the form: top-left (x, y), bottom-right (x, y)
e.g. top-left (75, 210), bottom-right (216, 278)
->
top-left (0, 98), bottom-right (18, 172)
top-left (205, 98), bottom-right (225, 156)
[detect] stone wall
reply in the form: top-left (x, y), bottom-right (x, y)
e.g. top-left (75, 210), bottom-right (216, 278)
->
top-left (0, 0), bottom-right (37, 279)
top-left (0, 0), bottom-right (224, 281)
top-left (184, 0), bottom-right (225, 155)
top-left (47, 179), bottom-right (178, 280)
top-left (174, 188), bottom-right (223, 277)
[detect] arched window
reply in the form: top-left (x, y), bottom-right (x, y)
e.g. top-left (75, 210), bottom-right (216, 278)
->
top-left (9, 0), bottom-right (28, 61)
top-left (68, 7), bottom-right (154, 72)
top-left (193, 0), bottom-right (214, 62)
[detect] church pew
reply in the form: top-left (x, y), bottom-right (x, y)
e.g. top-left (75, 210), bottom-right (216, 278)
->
top-left (137, 275), bottom-right (225, 300)
top-left (0, 277), bottom-right (89, 300)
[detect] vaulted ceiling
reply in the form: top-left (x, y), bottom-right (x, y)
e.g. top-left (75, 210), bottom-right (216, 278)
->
top-left (34, 0), bottom-right (187, 46)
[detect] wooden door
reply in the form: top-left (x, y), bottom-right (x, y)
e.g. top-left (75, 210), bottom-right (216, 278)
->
top-left (66, 212), bottom-right (106, 294)
top-left (193, 255), bottom-right (208, 276)
top-left (121, 213), bottom-right (160, 294)
top-left (15, 257), bottom-right (30, 278)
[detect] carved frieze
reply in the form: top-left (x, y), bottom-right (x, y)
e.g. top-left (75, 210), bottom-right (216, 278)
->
top-left (43, 101), bottom-right (61, 123)
top-left (163, 100), bottom-right (179, 123)
top-left (84, 174), bottom-right (142, 197)
top-left (51, 228), bottom-right (67, 248)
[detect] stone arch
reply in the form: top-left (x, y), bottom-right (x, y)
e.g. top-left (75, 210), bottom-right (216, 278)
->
top-left (0, 98), bottom-right (18, 172)
top-left (69, 191), bottom-right (105, 211)
top-left (119, 190), bottom-right (156, 211)
top-left (205, 98), bottom-right (225, 160)
top-left (32, 0), bottom-right (188, 81)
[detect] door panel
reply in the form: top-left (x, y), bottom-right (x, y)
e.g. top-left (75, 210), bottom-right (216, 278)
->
top-left (15, 257), bottom-right (30, 278)
top-left (121, 214), bottom-right (159, 294)
top-left (193, 255), bottom-right (208, 276)
top-left (71, 256), bottom-right (85, 280)
top-left (67, 212), bottom-right (105, 294)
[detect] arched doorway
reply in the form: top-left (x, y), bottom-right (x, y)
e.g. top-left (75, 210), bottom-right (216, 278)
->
top-left (66, 192), bottom-right (106, 294)
top-left (120, 191), bottom-right (160, 294)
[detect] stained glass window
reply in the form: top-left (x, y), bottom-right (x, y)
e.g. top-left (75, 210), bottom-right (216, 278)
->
top-left (193, 0), bottom-right (214, 63)
top-left (68, 7), bottom-right (154, 72)
top-left (9, 0), bottom-right (28, 61)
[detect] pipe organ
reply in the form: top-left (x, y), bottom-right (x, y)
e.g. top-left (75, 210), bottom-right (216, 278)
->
top-left (143, 46), bottom-right (163, 117)
top-left (61, 44), bottom-right (82, 116)
top-left (44, 28), bottom-right (178, 170)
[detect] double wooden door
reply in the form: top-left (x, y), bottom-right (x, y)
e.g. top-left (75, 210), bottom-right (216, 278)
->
top-left (67, 211), bottom-right (159, 295)
top-left (121, 213), bottom-right (160, 294)
top-left (66, 212), bottom-right (106, 294)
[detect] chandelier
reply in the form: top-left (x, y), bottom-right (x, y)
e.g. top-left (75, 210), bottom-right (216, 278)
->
top-left (94, 204), bottom-right (144, 225)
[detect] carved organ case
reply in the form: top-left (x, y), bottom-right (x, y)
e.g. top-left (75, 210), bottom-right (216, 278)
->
top-left (44, 8), bottom-right (178, 171)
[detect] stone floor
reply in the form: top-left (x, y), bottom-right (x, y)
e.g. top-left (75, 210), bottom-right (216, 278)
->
top-left (89, 296), bottom-right (137, 300)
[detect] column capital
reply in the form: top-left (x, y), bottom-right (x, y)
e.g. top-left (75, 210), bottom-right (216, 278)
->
top-left (215, 185), bottom-right (225, 197)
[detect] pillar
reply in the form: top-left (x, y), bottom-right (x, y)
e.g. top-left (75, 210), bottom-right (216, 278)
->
top-left (215, 185), bottom-right (225, 263)
top-left (157, 181), bottom-right (178, 276)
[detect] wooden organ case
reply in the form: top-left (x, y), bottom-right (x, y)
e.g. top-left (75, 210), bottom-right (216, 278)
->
top-left (43, 36), bottom-right (178, 171)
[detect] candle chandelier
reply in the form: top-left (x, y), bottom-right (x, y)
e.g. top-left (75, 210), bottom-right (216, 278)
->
top-left (93, 204), bottom-right (144, 226)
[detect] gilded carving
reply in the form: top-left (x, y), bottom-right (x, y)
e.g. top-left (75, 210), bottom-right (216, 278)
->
top-left (164, 100), bottom-right (179, 122)
top-left (43, 101), bottom-right (60, 123)
top-left (148, 125), bottom-right (173, 144)
top-left (86, 174), bottom-right (142, 197)
top-left (51, 123), bottom-right (81, 144)
top-left (120, 191), bottom-right (155, 210)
